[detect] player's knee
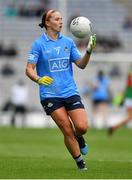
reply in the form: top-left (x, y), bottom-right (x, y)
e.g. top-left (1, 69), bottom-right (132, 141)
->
top-left (63, 125), bottom-right (74, 137)
top-left (77, 124), bottom-right (88, 135)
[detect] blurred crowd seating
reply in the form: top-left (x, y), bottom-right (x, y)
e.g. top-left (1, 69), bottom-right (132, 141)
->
top-left (0, 0), bottom-right (132, 114)
top-left (0, 42), bottom-right (18, 57)
top-left (4, 2), bottom-right (49, 18)
top-left (3, 0), bottom-right (49, 17)
top-left (76, 34), bottom-right (123, 53)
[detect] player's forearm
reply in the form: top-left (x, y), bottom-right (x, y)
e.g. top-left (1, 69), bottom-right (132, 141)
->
top-left (76, 53), bottom-right (91, 69)
top-left (75, 34), bottom-right (96, 69)
top-left (25, 67), bottom-right (38, 83)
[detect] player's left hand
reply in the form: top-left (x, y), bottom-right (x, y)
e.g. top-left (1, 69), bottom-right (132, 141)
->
top-left (86, 34), bottom-right (96, 55)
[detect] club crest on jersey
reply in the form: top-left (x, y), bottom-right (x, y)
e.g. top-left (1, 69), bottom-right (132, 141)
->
top-left (64, 46), bottom-right (70, 53)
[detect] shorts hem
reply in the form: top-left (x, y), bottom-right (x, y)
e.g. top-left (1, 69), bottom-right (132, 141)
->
top-left (66, 105), bottom-right (85, 111)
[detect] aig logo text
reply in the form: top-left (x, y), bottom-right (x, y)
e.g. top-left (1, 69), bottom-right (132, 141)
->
top-left (49, 57), bottom-right (69, 72)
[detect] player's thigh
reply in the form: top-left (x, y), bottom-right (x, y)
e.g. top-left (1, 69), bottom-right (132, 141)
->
top-left (51, 107), bottom-right (74, 134)
top-left (68, 108), bottom-right (89, 131)
top-left (127, 108), bottom-right (132, 118)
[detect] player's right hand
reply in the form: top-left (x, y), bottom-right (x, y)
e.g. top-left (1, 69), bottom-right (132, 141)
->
top-left (37, 76), bottom-right (53, 85)
top-left (86, 34), bottom-right (96, 55)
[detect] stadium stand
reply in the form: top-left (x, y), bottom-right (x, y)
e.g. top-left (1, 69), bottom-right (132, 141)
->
top-left (0, 0), bottom-right (132, 127)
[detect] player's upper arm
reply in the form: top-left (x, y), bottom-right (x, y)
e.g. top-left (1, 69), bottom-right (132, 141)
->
top-left (27, 41), bottom-right (41, 64)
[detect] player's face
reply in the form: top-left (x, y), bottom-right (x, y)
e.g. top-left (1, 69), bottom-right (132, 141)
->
top-left (46, 11), bottom-right (63, 32)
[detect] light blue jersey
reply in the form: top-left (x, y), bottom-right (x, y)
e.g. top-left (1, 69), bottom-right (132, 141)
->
top-left (27, 33), bottom-right (81, 100)
top-left (91, 77), bottom-right (110, 101)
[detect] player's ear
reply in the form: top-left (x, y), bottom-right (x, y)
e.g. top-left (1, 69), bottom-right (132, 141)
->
top-left (45, 20), bottom-right (50, 27)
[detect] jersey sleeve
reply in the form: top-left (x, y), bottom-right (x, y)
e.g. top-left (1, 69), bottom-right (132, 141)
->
top-left (27, 41), bottom-right (40, 64)
top-left (70, 40), bottom-right (81, 62)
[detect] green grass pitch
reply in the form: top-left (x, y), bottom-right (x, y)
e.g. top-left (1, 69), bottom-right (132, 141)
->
top-left (0, 127), bottom-right (131, 179)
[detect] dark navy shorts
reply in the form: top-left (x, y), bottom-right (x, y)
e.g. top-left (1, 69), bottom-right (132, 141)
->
top-left (41, 95), bottom-right (84, 115)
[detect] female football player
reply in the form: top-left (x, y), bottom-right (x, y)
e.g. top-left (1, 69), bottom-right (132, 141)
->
top-left (25, 9), bottom-right (96, 170)
top-left (108, 65), bottom-right (132, 135)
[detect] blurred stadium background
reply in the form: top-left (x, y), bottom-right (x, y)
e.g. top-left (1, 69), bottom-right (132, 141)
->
top-left (0, 0), bottom-right (132, 128)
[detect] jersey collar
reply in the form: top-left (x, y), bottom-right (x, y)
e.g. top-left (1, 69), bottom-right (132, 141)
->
top-left (43, 32), bottom-right (62, 41)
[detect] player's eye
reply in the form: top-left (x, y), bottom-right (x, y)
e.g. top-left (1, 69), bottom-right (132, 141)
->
top-left (55, 17), bottom-right (62, 21)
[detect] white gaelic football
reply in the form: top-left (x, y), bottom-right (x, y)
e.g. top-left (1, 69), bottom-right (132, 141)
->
top-left (70, 16), bottom-right (92, 38)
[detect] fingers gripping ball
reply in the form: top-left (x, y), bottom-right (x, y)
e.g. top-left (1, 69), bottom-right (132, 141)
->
top-left (86, 34), bottom-right (96, 54)
top-left (37, 76), bottom-right (53, 85)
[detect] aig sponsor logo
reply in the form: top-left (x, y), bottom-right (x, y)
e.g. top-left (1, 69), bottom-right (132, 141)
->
top-left (49, 57), bottom-right (69, 72)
